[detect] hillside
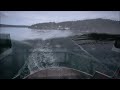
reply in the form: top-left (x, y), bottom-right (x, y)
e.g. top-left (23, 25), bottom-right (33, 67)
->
top-left (0, 24), bottom-right (29, 28)
top-left (29, 18), bottom-right (120, 33)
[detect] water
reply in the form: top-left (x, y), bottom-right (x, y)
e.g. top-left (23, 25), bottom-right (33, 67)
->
top-left (0, 27), bottom-right (77, 41)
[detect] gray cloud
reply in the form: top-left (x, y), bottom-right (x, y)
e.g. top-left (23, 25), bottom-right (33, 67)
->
top-left (0, 11), bottom-right (120, 25)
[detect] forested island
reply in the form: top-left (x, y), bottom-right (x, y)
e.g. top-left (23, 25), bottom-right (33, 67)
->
top-left (0, 24), bottom-right (29, 28)
top-left (29, 18), bottom-right (120, 32)
top-left (1, 18), bottom-right (120, 33)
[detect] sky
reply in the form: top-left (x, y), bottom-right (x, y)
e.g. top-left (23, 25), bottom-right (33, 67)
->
top-left (0, 11), bottom-right (120, 25)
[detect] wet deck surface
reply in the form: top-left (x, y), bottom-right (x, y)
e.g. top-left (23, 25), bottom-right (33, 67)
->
top-left (25, 67), bottom-right (92, 79)
top-left (1, 34), bottom-right (120, 79)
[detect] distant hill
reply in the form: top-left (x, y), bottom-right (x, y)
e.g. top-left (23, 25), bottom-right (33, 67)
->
top-left (0, 24), bottom-right (29, 28)
top-left (29, 18), bottom-right (120, 33)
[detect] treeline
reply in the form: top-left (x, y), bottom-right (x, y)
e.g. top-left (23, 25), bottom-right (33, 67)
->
top-left (29, 18), bottom-right (120, 32)
top-left (0, 24), bottom-right (29, 28)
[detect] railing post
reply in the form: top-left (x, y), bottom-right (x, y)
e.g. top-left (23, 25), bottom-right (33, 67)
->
top-left (89, 59), bottom-right (94, 75)
top-left (64, 51), bottom-right (69, 62)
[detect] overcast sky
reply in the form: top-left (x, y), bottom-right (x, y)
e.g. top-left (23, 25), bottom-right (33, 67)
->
top-left (0, 11), bottom-right (120, 25)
